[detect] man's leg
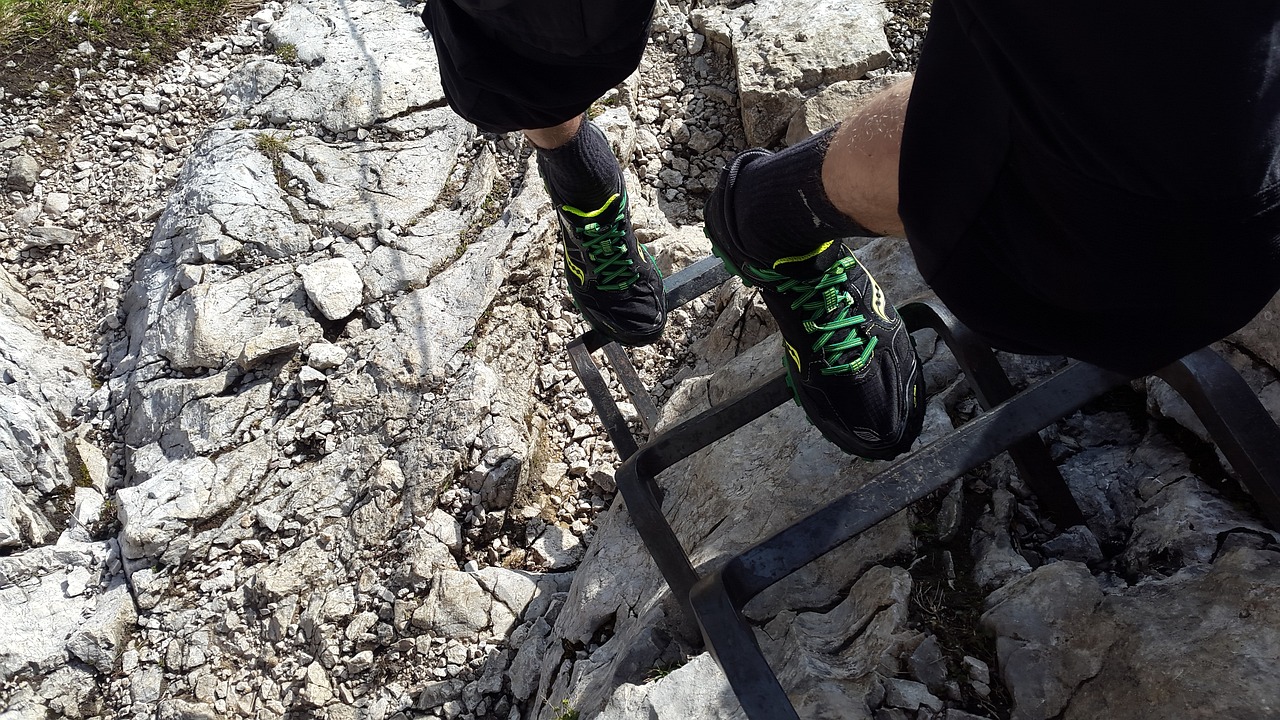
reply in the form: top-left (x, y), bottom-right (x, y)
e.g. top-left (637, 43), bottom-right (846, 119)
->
top-left (524, 116), bottom-right (581, 151)
top-left (423, 0), bottom-right (665, 346)
top-left (703, 80), bottom-right (924, 459)
top-left (821, 76), bottom-right (913, 237)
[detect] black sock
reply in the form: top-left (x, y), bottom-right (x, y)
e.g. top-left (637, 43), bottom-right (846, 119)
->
top-left (731, 126), bottom-right (872, 261)
top-left (535, 119), bottom-right (623, 211)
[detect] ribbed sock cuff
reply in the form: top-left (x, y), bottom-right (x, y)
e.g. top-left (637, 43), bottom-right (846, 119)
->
top-left (535, 119), bottom-right (622, 211)
top-left (732, 126), bottom-right (873, 261)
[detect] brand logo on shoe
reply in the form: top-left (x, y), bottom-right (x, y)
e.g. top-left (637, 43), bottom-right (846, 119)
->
top-left (869, 274), bottom-right (888, 322)
top-left (785, 340), bottom-right (803, 371)
top-left (564, 243), bottom-right (585, 285)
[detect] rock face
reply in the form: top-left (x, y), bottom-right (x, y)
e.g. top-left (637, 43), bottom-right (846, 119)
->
top-left (983, 548), bottom-right (1280, 720)
top-left (694, 0), bottom-right (892, 145)
top-left (253, 0), bottom-right (447, 132)
top-left (2, 0), bottom-right (1280, 719)
top-left (0, 268), bottom-right (122, 696)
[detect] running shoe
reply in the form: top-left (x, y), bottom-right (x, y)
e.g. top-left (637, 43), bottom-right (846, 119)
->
top-left (704, 150), bottom-right (925, 459)
top-left (545, 180), bottom-right (667, 346)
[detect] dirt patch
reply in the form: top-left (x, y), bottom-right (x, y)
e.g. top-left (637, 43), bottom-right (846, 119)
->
top-left (0, 0), bottom-right (256, 97)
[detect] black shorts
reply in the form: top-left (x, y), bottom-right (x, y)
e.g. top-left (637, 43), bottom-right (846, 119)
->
top-left (422, 0), bottom-right (655, 133)
top-left (899, 0), bottom-right (1280, 376)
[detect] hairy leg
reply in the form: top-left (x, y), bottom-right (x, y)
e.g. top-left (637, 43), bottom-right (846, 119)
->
top-left (524, 115), bottom-right (583, 150)
top-left (821, 76), bottom-right (913, 236)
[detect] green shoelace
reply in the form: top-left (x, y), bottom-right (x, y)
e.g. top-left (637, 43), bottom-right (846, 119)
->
top-left (750, 256), bottom-right (879, 374)
top-left (569, 206), bottom-right (638, 291)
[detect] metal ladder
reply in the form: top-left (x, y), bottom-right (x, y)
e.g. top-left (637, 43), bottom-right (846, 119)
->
top-left (567, 256), bottom-right (1280, 720)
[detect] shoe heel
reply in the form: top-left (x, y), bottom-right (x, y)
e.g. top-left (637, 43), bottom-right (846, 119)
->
top-left (708, 241), bottom-right (755, 289)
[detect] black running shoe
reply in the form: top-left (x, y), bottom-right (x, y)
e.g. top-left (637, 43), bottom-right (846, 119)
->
top-left (546, 184), bottom-right (667, 346)
top-left (705, 150), bottom-right (925, 459)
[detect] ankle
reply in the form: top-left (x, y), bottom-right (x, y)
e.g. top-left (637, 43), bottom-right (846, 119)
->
top-left (536, 119), bottom-right (622, 211)
top-left (730, 127), bottom-right (873, 261)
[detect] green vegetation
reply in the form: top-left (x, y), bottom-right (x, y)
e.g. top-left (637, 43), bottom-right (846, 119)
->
top-left (0, 0), bottom-right (232, 48)
top-left (254, 131), bottom-right (288, 160)
top-left (550, 700), bottom-right (579, 720)
top-left (0, 0), bottom-right (248, 94)
top-left (646, 659), bottom-right (686, 682)
top-left (587, 89), bottom-right (623, 119)
top-left (254, 132), bottom-right (290, 187)
top-left (274, 41), bottom-right (296, 63)
top-left (453, 176), bottom-right (511, 260)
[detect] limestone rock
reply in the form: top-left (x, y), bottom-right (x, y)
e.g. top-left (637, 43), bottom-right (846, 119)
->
top-left (237, 324), bottom-right (301, 369)
top-left (1231, 291), bottom-right (1280, 371)
top-left (65, 579), bottom-right (137, 673)
top-left (0, 542), bottom-right (112, 678)
top-left (223, 59), bottom-right (288, 107)
top-left (150, 130), bottom-right (314, 263)
top-left (412, 571), bottom-right (493, 641)
top-left (7, 154), bottom-right (40, 192)
top-left (1123, 477), bottom-right (1268, 575)
top-left (693, 0), bottom-right (891, 145)
top-left (299, 257), bottom-right (362, 320)
top-left (305, 341), bottom-right (348, 370)
top-left (258, 0), bottom-right (449, 132)
top-left (983, 548), bottom-right (1280, 720)
top-left (597, 654), bottom-right (745, 720)
top-left (530, 524), bottom-right (584, 570)
top-left (530, 330), bottom-right (939, 717)
top-left (282, 134), bottom-right (474, 239)
top-left (256, 538), bottom-right (340, 597)
top-left (301, 661), bottom-right (335, 706)
top-left (23, 226), bottom-right (81, 250)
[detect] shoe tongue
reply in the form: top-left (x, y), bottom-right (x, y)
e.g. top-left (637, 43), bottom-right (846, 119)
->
top-left (770, 241), bottom-right (845, 280)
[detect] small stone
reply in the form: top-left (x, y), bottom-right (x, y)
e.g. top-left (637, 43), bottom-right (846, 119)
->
top-left (884, 678), bottom-right (943, 713)
top-left (7, 154), bottom-right (39, 192)
top-left (298, 258), bottom-right (363, 320)
top-left (908, 636), bottom-right (949, 693)
top-left (589, 467), bottom-right (616, 493)
top-left (256, 508), bottom-right (284, 532)
top-left (43, 192), bottom-right (71, 217)
top-left (298, 366), bottom-right (328, 396)
top-left (301, 662), bottom-right (334, 706)
top-left (962, 655), bottom-right (990, 686)
top-left (944, 710), bottom-right (994, 720)
top-left (238, 326), bottom-right (301, 369)
top-left (1042, 525), bottom-right (1104, 565)
top-left (346, 650), bottom-right (374, 674)
top-left (64, 567), bottom-right (92, 597)
top-left (687, 129), bottom-right (723, 154)
top-left (686, 32), bottom-right (706, 54)
top-left (530, 525), bottom-right (583, 570)
top-left (24, 226), bottom-right (80, 249)
top-left (306, 342), bottom-right (348, 371)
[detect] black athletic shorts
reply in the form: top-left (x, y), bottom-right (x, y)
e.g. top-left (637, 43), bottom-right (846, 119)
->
top-left (899, 0), bottom-right (1280, 376)
top-left (422, 0), bottom-right (655, 133)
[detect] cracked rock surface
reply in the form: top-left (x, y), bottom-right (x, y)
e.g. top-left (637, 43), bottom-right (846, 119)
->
top-left (2, 0), bottom-right (1280, 719)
